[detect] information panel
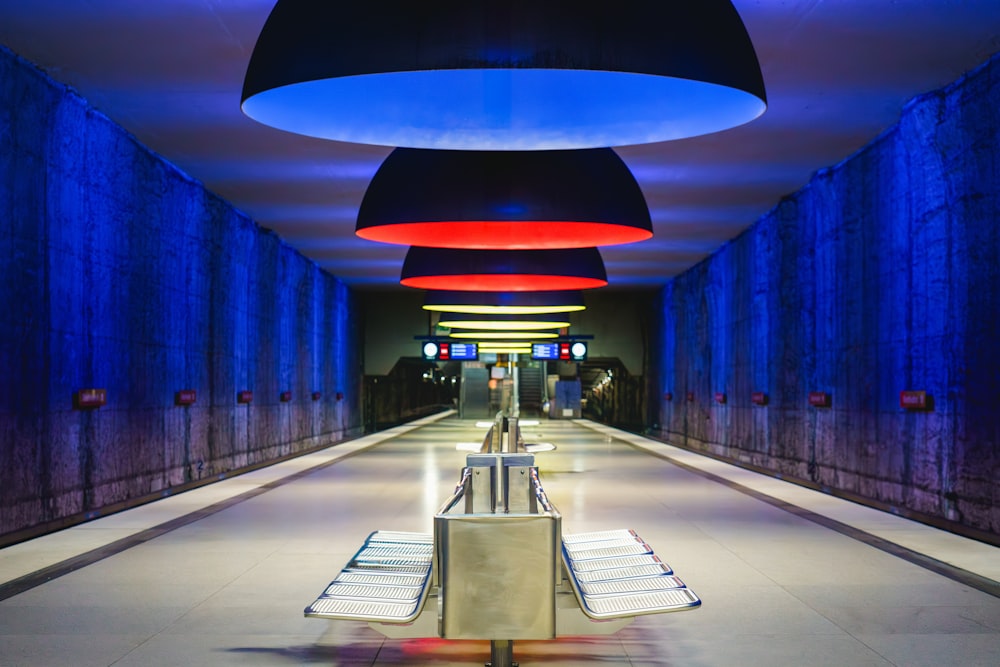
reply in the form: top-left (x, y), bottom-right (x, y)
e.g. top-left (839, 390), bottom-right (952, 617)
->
top-left (531, 342), bottom-right (561, 360)
top-left (422, 342), bottom-right (478, 361)
top-left (531, 341), bottom-right (587, 361)
top-left (449, 343), bottom-right (478, 360)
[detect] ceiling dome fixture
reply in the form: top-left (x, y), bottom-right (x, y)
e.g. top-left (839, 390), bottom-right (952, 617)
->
top-left (356, 148), bottom-right (652, 249)
top-left (242, 1), bottom-right (767, 150)
top-left (400, 247), bottom-right (607, 292)
top-left (424, 290), bottom-right (585, 316)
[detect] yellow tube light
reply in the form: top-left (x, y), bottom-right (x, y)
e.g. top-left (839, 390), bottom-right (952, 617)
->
top-left (437, 319), bottom-right (570, 331)
top-left (477, 347), bottom-right (533, 355)
top-left (477, 342), bottom-right (533, 350)
top-left (426, 304), bottom-right (584, 315)
top-left (423, 290), bottom-right (586, 316)
top-left (449, 331), bottom-right (558, 340)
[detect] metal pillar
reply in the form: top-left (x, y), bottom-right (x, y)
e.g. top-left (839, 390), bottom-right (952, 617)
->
top-left (511, 353), bottom-right (520, 416)
top-left (488, 639), bottom-right (517, 667)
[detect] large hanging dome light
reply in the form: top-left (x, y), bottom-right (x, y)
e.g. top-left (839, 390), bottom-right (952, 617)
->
top-left (242, 1), bottom-right (767, 150)
top-left (400, 247), bottom-right (607, 292)
top-left (356, 149), bottom-right (651, 249)
top-left (424, 290), bottom-right (585, 316)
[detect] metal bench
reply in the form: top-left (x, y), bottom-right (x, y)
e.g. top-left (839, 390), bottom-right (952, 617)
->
top-left (303, 415), bottom-right (700, 666)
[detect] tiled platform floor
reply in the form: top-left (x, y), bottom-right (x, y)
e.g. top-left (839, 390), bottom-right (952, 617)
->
top-left (1, 414), bottom-right (998, 666)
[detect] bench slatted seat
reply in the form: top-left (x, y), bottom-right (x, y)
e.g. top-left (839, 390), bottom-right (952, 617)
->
top-left (577, 574), bottom-right (687, 596)
top-left (582, 589), bottom-right (700, 618)
top-left (369, 531), bottom-right (434, 544)
top-left (562, 529), bottom-right (701, 620)
top-left (333, 572), bottom-right (428, 587)
top-left (563, 529), bottom-right (639, 544)
top-left (321, 583), bottom-right (425, 601)
top-left (574, 562), bottom-right (673, 582)
top-left (304, 530), bottom-right (434, 623)
top-left (563, 536), bottom-right (653, 560)
top-left (566, 553), bottom-right (669, 572)
top-left (345, 563), bottom-right (429, 574)
top-left (356, 540), bottom-right (432, 559)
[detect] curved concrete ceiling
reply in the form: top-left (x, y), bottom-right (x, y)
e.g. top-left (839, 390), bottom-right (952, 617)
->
top-left (1, 1), bottom-right (998, 291)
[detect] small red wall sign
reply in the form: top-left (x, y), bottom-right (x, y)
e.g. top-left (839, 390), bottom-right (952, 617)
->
top-left (280, 391), bottom-right (292, 402)
top-left (900, 390), bottom-right (930, 410)
top-left (664, 392), bottom-right (673, 402)
top-left (237, 390), bottom-right (253, 404)
top-left (175, 389), bottom-right (197, 406)
top-left (751, 391), bottom-right (768, 406)
top-left (808, 391), bottom-right (831, 408)
top-left (686, 392), bottom-right (695, 402)
top-left (714, 392), bottom-right (727, 404)
top-left (74, 388), bottom-right (106, 409)
top-left (312, 391), bottom-right (322, 401)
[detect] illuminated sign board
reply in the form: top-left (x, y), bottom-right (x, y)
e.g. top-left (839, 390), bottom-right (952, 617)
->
top-left (531, 341), bottom-right (587, 361)
top-left (531, 342), bottom-right (560, 360)
top-left (422, 342), bottom-right (478, 361)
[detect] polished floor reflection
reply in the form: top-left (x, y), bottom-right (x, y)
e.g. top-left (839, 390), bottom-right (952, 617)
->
top-left (1, 414), bottom-right (998, 666)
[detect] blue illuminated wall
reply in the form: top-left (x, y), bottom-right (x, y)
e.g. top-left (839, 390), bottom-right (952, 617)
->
top-left (656, 54), bottom-right (1000, 536)
top-left (0, 45), bottom-right (362, 539)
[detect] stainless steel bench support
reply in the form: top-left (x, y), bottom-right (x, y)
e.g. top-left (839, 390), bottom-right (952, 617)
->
top-left (489, 639), bottom-right (516, 667)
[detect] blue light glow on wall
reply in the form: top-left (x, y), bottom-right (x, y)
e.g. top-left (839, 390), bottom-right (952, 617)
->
top-left (656, 54), bottom-right (1000, 535)
top-left (0, 44), bottom-right (362, 539)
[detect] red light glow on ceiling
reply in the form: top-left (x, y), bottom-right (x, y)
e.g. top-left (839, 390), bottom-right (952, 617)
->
top-left (401, 273), bottom-right (607, 291)
top-left (357, 220), bottom-right (652, 249)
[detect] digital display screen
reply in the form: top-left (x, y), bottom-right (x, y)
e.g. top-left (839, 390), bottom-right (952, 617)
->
top-left (531, 343), bottom-right (561, 360)
top-left (531, 341), bottom-right (587, 361)
top-left (423, 342), bottom-right (478, 361)
top-left (448, 343), bottom-right (478, 360)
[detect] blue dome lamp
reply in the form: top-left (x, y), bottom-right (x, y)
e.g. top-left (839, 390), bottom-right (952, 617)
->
top-left (242, 1), bottom-right (766, 150)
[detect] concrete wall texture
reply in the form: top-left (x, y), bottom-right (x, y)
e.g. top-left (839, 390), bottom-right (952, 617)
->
top-left (656, 54), bottom-right (1000, 536)
top-left (0, 46), bottom-right (362, 539)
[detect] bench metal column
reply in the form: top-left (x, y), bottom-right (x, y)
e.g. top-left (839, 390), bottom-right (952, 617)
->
top-left (435, 451), bottom-right (559, 667)
top-left (489, 639), bottom-right (516, 667)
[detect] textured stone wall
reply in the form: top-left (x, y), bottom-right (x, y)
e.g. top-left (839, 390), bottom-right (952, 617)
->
top-left (657, 54), bottom-right (1000, 535)
top-left (0, 45), bottom-right (362, 539)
